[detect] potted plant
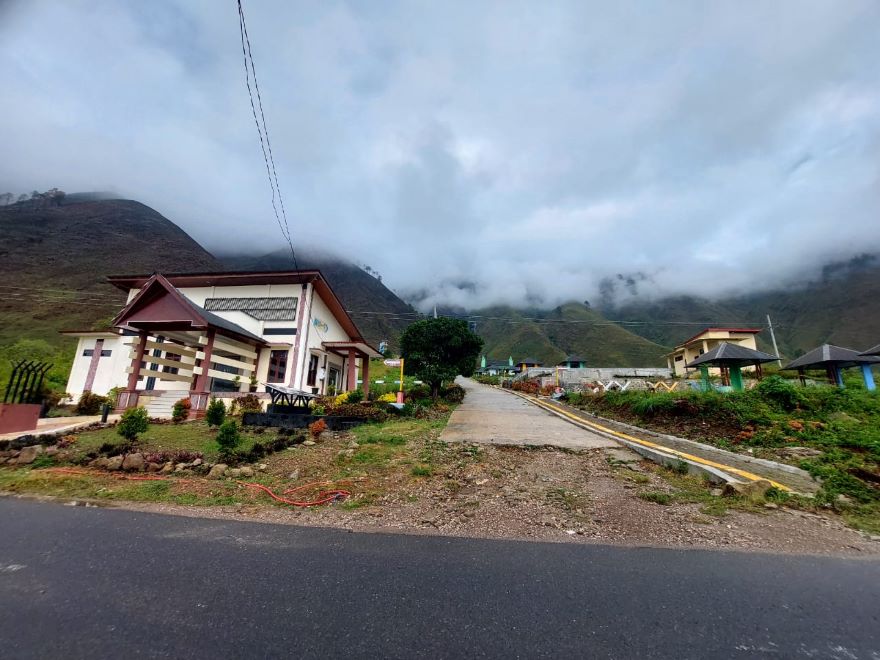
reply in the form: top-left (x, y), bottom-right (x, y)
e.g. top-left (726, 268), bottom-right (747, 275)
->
top-left (249, 373), bottom-right (258, 392)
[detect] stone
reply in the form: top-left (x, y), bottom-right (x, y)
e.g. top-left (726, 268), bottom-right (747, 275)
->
top-left (227, 468), bottom-right (242, 478)
top-left (777, 446), bottom-right (823, 459)
top-left (106, 455), bottom-right (124, 471)
top-left (287, 470), bottom-right (300, 481)
top-left (15, 445), bottom-right (44, 465)
top-left (122, 453), bottom-right (145, 472)
top-left (192, 458), bottom-right (203, 466)
top-left (258, 463), bottom-right (268, 471)
top-left (710, 488), bottom-right (724, 497)
top-left (303, 440), bottom-right (316, 446)
top-left (208, 463), bottom-right (228, 479)
top-left (90, 457), bottom-right (110, 469)
top-left (836, 494), bottom-right (854, 506)
top-left (764, 502), bottom-right (779, 510)
top-left (160, 461), bottom-right (174, 474)
top-left (347, 441), bottom-right (359, 449)
top-left (45, 446), bottom-right (59, 456)
top-left (318, 431), bottom-right (334, 443)
top-left (146, 462), bottom-right (162, 473)
top-left (723, 479), bottom-right (773, 500)
top-left (239, 467), bottom-right (254, 478)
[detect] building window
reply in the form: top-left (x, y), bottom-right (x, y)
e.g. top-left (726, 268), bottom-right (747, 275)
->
top-left (82, 349), bottom-right (94, 357)
top-left (674, 355), bottom-right (684, 362)
top-left (327, 366), bottom-right (340, 394)
top-left (263, 327), bottom-right (298, 336)
top-left (100, 349), bottom-right (112, 357)
top-left (267, 350), bottom-right (288, 383)
top-left (306, 354), bottom-right (320, 387)
top-left (163, 353), bottom-right (181, 375)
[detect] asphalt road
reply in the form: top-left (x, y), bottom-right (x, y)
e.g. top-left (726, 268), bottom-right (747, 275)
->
top-left (1, 499), bottom-right (878, 659)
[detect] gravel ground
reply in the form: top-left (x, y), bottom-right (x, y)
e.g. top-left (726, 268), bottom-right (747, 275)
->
top-left (106, 435), bottom-right (879, 557)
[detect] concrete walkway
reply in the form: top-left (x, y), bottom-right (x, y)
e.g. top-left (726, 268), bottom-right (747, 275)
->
top-left (440, 378), bottom-right (617, 449)
top-left (0, 415), bottom-right (119, 442)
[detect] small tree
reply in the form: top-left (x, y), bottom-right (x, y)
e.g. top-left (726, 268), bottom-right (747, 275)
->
top-left (400, 317), bottom-right (484, 399)
top-left (216, 420), bottom-right (241, 455)
top-left (205, 397), bottom-right (226, 427)
top-left (171, 398), bottom-right (191, 423)
top-left (117, 407), bottom-right (149, 442)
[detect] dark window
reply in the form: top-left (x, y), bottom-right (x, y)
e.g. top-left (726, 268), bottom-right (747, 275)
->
top-left (307, 354), bottom-right (319, 387)
top-left (674, 355), bottom-right (684, 362)
top-left (327, 366), bottom-right (340, 393)
top-left (263, 327), bottom-right (298, 336)
top-left (100, 350), bottom-right (112, 357)
top-left (82, 349), bottom-right (94, 357)
top-left (267, 350), bottom-right (288, 383)
top-left (163, 353), bottom-right (181, 375)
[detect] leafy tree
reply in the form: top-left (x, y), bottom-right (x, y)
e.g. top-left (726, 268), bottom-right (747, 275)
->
top-left (400, 317), bottom-right (483, 399)
top-left (205, 397), bottom-right (226, 427)
top-left (117, 407), bottom-right (149, 441)
top-left (0, 193), bottom-right (12, 206)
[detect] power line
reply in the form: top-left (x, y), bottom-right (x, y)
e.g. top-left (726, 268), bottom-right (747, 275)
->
top-left (236, 0), bottom-right (298, 270)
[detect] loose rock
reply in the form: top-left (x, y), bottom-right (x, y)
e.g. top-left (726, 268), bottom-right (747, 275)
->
top-left (122, 453), bottom-right (145, 472)
top-left (15, 445), bottom-right (44, 465)
top-left (208, 463), bottom-right (228, 479)
top-left (239, 466), bottom-right (254, 478)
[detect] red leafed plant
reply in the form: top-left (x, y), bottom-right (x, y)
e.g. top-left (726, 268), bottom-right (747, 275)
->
top-left (308, 418), bottom-right (328, 438)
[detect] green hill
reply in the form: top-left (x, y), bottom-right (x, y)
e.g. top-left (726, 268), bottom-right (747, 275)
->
top-left (606, 255), bottom-right (880, 358)
top-left (469, 302), bottom-right (669, 367)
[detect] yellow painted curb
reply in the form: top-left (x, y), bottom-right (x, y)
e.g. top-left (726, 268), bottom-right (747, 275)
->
top-left (508, 390), bottom-right (792, 492)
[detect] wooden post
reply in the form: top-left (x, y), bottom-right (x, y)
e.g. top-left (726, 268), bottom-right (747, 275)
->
top-left (346, 348), bottom-right (357, 391)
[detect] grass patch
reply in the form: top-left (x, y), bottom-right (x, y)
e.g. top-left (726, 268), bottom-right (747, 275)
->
top-left (638, 491), bottom-right (672, 505)
top-left (411, 464), bottom-right (433, 477)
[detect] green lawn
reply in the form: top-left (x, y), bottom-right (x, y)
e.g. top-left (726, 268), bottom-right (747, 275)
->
top-left (71, 420), bottom-right (266, 462)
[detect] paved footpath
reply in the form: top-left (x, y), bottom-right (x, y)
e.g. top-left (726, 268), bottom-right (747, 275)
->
top-left (1, 498), bottom-right (879, 659)
top-left (440, 377), bottom-right (617, 449)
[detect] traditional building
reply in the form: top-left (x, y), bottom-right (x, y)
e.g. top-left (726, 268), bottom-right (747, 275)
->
top-left (62, 271), bottom-right (381, 417)
top-left (557, 354), bottom-right (587, 369)
top-left (665, 327), bottom-right (762, 377)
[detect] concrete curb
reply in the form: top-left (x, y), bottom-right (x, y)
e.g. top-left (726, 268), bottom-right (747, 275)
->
top-left (500, 387), bottom-right (818, 494)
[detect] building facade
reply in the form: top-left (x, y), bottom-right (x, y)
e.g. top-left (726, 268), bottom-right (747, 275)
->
top-left (62, 271), bottom-right (380, 417)
top-left (665, 327), bottom-right (761, 377)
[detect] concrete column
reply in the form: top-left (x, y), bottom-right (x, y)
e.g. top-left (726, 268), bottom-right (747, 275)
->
top-left (125, 332), bottom-right (148, 391)
top-left (861, 364), bottom-right (876, 391)
top-left (362, 356), bottom-right (370, 398)
top-left (729, 366), bottom-right (744, 391)
top-left (699, 365), bottom-right (710, 392)
top-left (346, 348), bottom-right (357, 391)
top-left (193, 330), bottom-right (216, 394)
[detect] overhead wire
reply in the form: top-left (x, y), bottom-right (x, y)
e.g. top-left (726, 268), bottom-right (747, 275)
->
top-left (236, 0), bottom-right (298, 270)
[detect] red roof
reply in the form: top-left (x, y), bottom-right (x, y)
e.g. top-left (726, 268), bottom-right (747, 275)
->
top-left (678, 327), bottom-right (762, 348)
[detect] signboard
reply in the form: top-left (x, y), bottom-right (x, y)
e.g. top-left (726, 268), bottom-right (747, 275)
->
top-left (383, 359), bottom-right (401, 367)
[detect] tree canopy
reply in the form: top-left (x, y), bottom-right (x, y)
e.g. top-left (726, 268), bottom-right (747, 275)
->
top-left (399, 317), bottom-right (483, 398)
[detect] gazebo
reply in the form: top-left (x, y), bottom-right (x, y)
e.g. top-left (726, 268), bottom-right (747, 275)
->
top-left (782, 344), bottom-right (879, 391)
top-left (685, 342), bottom-right (779, 392)
top-left (859, 343), bottom-right (880, 357)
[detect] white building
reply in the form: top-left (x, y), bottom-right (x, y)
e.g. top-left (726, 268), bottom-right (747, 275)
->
top-left (62, 271), bottom-right (381, 418)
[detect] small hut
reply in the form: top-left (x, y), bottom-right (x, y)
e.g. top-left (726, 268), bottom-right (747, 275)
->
top-left (557, 354), bottom-right (587, 369)
top-left (685, 342), bottom-right (779, 391)
top-left (782, 344), bottom-right (879, 391)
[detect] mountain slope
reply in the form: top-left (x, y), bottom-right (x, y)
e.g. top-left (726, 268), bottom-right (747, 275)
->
top-left (606, 255), bottom-right (880, 358)
top-left (468, 303), bottom-right (669, 367)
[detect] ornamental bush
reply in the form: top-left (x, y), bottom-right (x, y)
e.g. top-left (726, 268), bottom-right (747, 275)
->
top-left (216, 420), bottom-right (241, 453)
top-left (205, 397), bottom-right (226, 427)
top-left (75, 391), bottom-right (108, 415)
top-left (308, 418), bottom-right (327, 438)
top-left (117, 406), bottom-right (149, 442)
top-left (171, 398), bottom-right (191, 423)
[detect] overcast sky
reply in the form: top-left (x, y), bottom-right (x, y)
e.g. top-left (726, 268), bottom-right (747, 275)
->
top-left (2, 0), bottom-right (879, 309)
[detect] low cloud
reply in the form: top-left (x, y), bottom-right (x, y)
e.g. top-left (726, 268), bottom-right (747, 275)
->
top-left (2, 0), bottom-right (879, 310)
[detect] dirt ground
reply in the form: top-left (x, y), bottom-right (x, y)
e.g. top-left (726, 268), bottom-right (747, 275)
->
top-left (71, 429), bottom-right (880, 557)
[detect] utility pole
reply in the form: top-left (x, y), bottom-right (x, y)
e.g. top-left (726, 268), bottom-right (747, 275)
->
top-left (767, 314), bottom-right (782, 366)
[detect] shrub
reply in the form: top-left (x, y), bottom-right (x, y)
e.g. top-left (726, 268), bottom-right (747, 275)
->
top-left (75, 391), bottom-right (109, 415)
top-left (406, 384), bottom-right (431, 400)
top-left (216, 420), bottom-right (241, 453)
top-left (205, 397), bottom-right (226, 427)
top-left (117, 406), bottom-right (149, 442)
top-left (346, 389), bottom-right (364, 404)
top-left (327, 402), bottom-right (390, 421)
top-left (171, 398), bottom-right (191, 423)
top-left (441, 383), bottom-right (466, 403)
top-left (236, 394), bottom-right (263, 414)
top-left (308, 418), bottom-right (328, 437)
top-left (334, 391), bottom-right (351, 405)
top-left (377, 392), bottom-right (398, 404)
top-left (143, 449), bottom-right (202, 465)
top-left (755, 375), bottom-right (804, 411)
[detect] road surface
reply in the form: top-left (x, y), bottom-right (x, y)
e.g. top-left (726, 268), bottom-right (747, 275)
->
top-left (441, 377), bottom-right (617, 449)
top-left (1, 498), bottom-right (878, 659)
